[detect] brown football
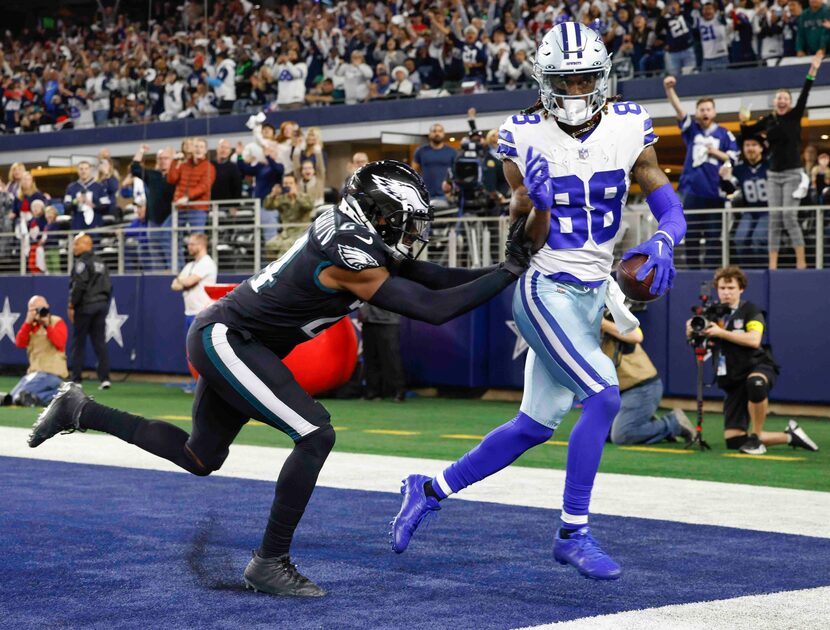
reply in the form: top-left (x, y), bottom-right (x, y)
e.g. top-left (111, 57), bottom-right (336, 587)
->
top-left (616, 254), bottom-right (659, 303)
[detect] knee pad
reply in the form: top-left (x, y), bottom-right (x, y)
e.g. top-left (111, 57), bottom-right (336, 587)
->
top-left (746, 376), bottom-right (768, 403)
top-left (725, 434), bottom-right (749, 450)
top-left (298, 424), bottom-right (336, 459)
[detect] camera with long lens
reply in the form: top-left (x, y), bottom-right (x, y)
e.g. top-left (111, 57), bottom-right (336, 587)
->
top-left (689, 281), bottom-right (731, 349)
top-left (450, 132), bottom-right (495, 215)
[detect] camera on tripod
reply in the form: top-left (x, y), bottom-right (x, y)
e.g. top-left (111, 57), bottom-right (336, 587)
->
top-left (450, 130), bottom-right (496, 215)
top-left (689, 281), bottom-right (731, 348)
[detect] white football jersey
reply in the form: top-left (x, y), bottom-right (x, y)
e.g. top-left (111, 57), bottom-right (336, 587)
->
top-left (498, 103), bottom-right (658, 283)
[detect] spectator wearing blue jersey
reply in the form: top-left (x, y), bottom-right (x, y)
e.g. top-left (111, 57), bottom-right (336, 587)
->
top-left (720, 136), bottom-right (769, 267)
top-left (64, 162), bottom-right (108, 232)
top-left (665, 76), bottom-right (738, 268)
top-left (655, 0), bottom-right (697, 75)
top-left (413, 123), bottom-right (456, 201)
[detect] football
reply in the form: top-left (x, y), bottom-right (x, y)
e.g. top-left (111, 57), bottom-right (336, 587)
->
top-left (616, 254), bottom-right (659, 303)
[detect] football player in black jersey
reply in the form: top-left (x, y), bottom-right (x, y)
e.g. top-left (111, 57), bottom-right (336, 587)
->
top-left (28, 161), bottom-right (530, 597)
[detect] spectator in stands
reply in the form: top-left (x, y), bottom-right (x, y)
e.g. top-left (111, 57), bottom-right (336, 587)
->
top-left (796, 0), bottom-right (830, 55)
top-left (295, 127), bottom-right (326, 170)
top-left (235, 141), bottom-right (284, 242)
top-left (211, 139), bottom-right (243, 202)
top-left (86, 63), bottom-right (112, 127)
top-left (350, 152), bottom-right (369, 174)
top-left (741, 51), bottom-right (823, 269)
top-left (0, 179), bottom-right (16, 260)
top-left (275, 121), bottom-right (299, 175)
top-left (15, 173), bottom-right (48, 225)
top-left (305, 77), bottom-right (345, 106)
top-left (697, 1), bottom-right (731, 72)
top-left (96, 158), bottom-right (120, 219)
top-left (335, 50), bottom-right (373, 105)
top-left (64, 162), bottom-right (107, 232)
top-left (600, 315), bottom-right (694, 445)
top-left (720, 136), bottom-right (770, 267)
top-left (413, 123), bottom-right (456, 200)
top-left (160, 70), bottom-right (186, 121)
top-left (754, 2), bottom-right (787, 61)
top-left (275, 49), bottom-right (308, 110)
top-left (263, 174), bottom-right (314, 259)
top-left (664, 77), bottom-right (737, 268)
top-left (297, 160), bottom-right (326, 208)
top-left (7, 162), bottom-right (25, 198)
top-left (167, 136), bottom-right (216, 233)
top-left (388, 66), bottom-right (415, 97)
top-left (132, 144), bottom-right (175, 270)
top-left (209, 48), bottom-right (237, 113)
top-left (1, 295), bottom-right (68, 407)
top-left (68, 233), bottom-right (112, 390)
top-left (656, 0), bottom-right (696, 75)
top-left (811, 151), bottom-right (830, 203)
top-left (370, 64), bottom-right (394, 99)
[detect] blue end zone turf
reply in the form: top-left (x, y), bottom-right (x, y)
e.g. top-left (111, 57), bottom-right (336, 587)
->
top-left (3, 456), bottom-right (829, 629)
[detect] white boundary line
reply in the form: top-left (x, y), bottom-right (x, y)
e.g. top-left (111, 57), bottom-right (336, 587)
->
top-left (520, 586), bottom-right (830, 630)
top-left (2, 426), bottom-right (828, 538)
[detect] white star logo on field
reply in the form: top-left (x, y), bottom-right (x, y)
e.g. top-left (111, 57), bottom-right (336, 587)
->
top-left (105, 299), bottom-right (129, 348)
top-left (0, 297), bottom-right (20, 343)
top-left (506, 320), bottom-right (529, 361)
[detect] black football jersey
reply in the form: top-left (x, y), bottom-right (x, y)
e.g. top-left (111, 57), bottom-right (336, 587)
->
top-left (197, 206), bottom-right (391, 357)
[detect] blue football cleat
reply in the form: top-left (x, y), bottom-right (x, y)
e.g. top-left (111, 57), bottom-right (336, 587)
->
top-left (553, 526), bottom-right (621, 580)
top-left (389, 474), bottom-right (440, 554)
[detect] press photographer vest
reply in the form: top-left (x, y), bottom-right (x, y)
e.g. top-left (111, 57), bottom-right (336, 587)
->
top-left (601, 335), bottom-right (657, 392)
top-left (27, 317), bottom-right (69, 378)
top-left (717, 300), bottom-right (777, 389)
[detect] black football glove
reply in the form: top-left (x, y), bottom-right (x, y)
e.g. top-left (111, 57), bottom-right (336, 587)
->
top-left (502, 215), bottom-right (531, 277)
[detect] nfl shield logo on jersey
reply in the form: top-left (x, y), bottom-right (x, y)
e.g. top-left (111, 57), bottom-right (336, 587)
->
top-left (578, 147), bottom-right (590, 161)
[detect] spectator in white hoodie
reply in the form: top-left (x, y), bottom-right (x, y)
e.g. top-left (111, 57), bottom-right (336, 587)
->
top-left (159, 70), bottom-right (186, 121)
top-left (208, 48), bottom-right (236, 113)
top-left (275, 49), bottom-right (308, 110)
top-left (335, 50), bottom-right (373, 105)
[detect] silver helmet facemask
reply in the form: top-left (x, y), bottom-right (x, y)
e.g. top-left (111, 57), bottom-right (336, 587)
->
top-left (533, 22), bottom-right (612, 126)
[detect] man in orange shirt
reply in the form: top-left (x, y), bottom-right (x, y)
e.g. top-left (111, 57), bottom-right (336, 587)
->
top-left (1, 295), bottom-right (68, 407)
top-left (167, 136), bottom-right (216, 233)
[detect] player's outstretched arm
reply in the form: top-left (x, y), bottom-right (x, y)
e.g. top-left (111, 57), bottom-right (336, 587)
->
top-left (622, 146), bottom-right (687, 296)
top-left (319, 221), bottom-right (529, 325)
top-left (504, 155), bottom-right (549, 253)
top-left (395, 258), bottom-right (499, 289)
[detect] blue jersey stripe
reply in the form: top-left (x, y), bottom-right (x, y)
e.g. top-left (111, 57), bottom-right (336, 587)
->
top-left (497, 143), bottom-right (518, 158)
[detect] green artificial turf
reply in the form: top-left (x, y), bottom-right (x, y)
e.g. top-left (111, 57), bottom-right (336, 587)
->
top-left (1, 377), bottom-right (827, 492)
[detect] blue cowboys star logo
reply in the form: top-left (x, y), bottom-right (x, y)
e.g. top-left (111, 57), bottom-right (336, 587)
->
top-left (505, 320), bottom-right (529, 361)
top-left (279, 70), bottom-right (294, 82)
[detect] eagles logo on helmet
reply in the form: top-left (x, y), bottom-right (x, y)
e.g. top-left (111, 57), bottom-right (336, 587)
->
top-left (342, 160), bottom-right (434, 261)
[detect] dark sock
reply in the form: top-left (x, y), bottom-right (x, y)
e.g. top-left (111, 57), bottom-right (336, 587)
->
top-left (260, 503), bottom-right (304, 558)
top-left (423, 480), bottom-right (442, 502)
top-left (80, 399), bottom-right (202, 474)
top-left (559, 526), bottom-right (583, 539)
top-left (258, 426), bottom-right (335, 558)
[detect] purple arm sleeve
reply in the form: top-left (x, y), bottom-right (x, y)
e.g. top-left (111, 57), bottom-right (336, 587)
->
top-left (646, 183), bottom-right (686, 247)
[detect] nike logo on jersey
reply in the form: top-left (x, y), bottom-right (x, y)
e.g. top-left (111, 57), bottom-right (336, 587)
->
top-left (354, 234), bottom-right (374, 245)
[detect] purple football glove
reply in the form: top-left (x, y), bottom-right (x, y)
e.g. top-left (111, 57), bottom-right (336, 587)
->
top-left (523, 147), bottom-right (553, 212)
top-left (621, 232), bottom-right (676, 296)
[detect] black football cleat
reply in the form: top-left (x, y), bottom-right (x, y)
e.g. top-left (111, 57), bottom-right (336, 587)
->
top-left (786, 419), bottom-right (819, 452)
top-left (28, 382), bottom-right (90, 448)
top-left (243, 551), bottom-right (326, 597)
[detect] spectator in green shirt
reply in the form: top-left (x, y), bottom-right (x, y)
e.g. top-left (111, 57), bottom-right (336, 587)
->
top-left (796, 0), bottom-right (830, 55)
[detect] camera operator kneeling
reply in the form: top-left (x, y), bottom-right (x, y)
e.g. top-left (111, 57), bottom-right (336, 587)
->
top-left (686, 267), bottom-right (818, 455)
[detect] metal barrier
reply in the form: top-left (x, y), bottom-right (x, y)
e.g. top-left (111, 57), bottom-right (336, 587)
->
top-left (2, 205), bottom-right (828, 277)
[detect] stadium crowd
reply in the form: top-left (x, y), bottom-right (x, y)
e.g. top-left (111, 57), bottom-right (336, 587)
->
top-left (2, 0), bottom-right (830, 134)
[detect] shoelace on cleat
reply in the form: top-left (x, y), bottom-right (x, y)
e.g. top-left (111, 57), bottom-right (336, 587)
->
top-left (574, 533), bottom-right (610, 561)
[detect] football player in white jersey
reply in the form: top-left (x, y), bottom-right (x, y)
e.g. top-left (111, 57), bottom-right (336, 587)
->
top-left (390, 22), bottom-right (686, 580)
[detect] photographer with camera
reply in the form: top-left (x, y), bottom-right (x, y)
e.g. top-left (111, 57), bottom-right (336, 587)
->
top-left (1, 296), bottom-right (68, 407)
top-left (686, 266), bottom-right (818, 454)
top-left (601, 316), bottom-right (695, 445)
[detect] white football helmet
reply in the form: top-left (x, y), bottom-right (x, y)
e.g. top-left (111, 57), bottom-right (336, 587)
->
top-left (533, 22), bottom-right (612, 126)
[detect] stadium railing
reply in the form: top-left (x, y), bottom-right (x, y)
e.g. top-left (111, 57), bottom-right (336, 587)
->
top-left (1, 206), bottom-right (826, 276)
